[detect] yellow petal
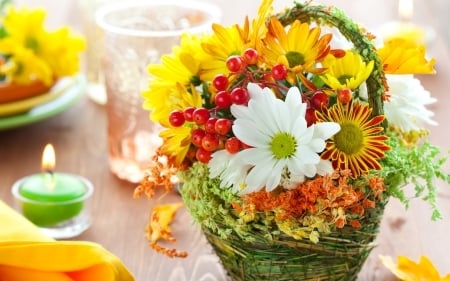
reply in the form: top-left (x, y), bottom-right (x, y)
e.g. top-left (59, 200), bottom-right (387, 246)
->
top-left (378, 38), bottom-right (436, 74)
top-left (148, 202), bottom-right (184, 243)
top-left (380, 255), bottom-right (449, 281)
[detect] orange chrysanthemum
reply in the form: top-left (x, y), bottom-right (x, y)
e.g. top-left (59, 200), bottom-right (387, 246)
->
top-left (316, 101), bottom-right (391, 178)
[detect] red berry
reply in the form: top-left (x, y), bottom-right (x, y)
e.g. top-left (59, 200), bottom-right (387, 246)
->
top-left (243, 48), bottom-right (258, 65)
top-left (183, 107), bottom-right (196, 122)
top-left (225, 137), bottom-right (241, 153)
top-left (305, 108), bottom-right (317, 126)
top-left (212, 74), bottom-right (229, 91)
top-left (230, 87), bottom-right (250, 105)
top-left (169, 110), bottom-right (185, 127)
top-left (271, 64), bottom-right (288, 80)
top-left (215, 118), bottom-right (232, 135)
top-left (311, 91), bottom-right (329, 110)
top-left (215, 91), bottom-right (232, 108)
top-left (191, 128), bottom-right (206, 147)
top-left (196, 147), bottom-right (212, 163)
top-left (202, 133), bottom-right (220, 151)
top-left (205, 117), bottom-right (218, 134)
top-left (193, 107), bottom-right (210, 125)
top-left (226, 55), bottom-right (245, 72)
top-left (337, 88), bottom-right (353, 104)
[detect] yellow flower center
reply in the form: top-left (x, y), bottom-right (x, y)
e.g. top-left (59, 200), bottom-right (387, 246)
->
top-left (285, 51), bottom-right (305, 68)
top-left (334, 122), bottom-right (364, 154)
top-left (270, 132), bottom-right (297, 159)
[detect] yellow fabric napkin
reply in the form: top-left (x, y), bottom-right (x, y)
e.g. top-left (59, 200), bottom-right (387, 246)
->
top-left (0, 200), bottom-right (135, 281)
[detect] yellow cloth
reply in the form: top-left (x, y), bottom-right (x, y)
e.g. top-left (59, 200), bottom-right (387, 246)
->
top-left (0, 200), bottom-right (135, 281)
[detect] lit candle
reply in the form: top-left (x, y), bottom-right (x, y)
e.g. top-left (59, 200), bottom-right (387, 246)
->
top-left (12, 144), bottom-right (93, 230)
top-left (378, 0), bottom-right (434, 46)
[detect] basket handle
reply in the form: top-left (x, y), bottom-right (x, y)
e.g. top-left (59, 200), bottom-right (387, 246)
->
top-left (275, 2), bottom-right (386, 119)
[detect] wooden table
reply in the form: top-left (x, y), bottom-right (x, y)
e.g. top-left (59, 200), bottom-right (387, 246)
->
top-left (1, 0), bottom-right (449, 280)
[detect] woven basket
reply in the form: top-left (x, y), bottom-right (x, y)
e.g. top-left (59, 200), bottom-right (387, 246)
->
top-left (182, 2), bottom-right (387, 281)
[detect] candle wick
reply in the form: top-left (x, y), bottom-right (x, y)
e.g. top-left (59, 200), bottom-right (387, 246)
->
top-left (44, 170), bottom-right (56, 190)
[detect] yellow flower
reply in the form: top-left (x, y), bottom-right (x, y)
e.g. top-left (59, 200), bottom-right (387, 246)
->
top-left (316, 101), bottom-right (391, 178)
top-left (39, 27), bottom-right (85, 78)
top-left (320, 51), bottom-right (374, 90)
top-left (199, 24), bottom-right (247, 80)
top-left (198, 0), bottom-right (273, 80)
top-left (159, 126), bottom-right (193, 166)
top-left (143, 83), bottom-right (202, 164)
top-left (148, 33), bottom-right (204, 87)
top-left (0, 43), bottom-right (52, 84)
top-left (378, 38), bottom-right (436, 74)
top-left (0, 6), bottom-right (85, 85)
top-left (262, 17), bottom-right (331, 88)
top-left (380, 255), bottom-right (450, 281)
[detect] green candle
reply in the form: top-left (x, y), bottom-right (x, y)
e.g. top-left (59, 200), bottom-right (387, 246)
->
top-left (18, 173), bottom-right (87, 227)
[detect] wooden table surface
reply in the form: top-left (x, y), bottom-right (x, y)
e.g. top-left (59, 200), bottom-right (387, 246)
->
top-left (1, 0), bottom-right (449, 280)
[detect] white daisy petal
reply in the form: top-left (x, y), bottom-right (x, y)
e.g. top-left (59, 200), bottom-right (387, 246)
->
top-left (233, 119), bottom-right (270, 147)
top-left (313, 122), bottom-right (341, 140)
top-left (316, 159), bottom-right (334, 176)
top-left (211, 84), bottom-right (337, 194)
top-left (385, 74), bottom-right (438, 131)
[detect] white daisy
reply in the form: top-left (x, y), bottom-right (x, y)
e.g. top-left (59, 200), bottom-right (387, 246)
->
top-left (208, 83), bottom-right (340, 194)
top-left (208, 150), bottom-right (251, 193)
top-left (384, 74), bottom-right (437, 132)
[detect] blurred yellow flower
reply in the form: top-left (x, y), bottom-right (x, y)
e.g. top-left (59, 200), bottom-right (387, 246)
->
top-left (0, 5), bottom-right (85, 85)
top-left (378, 38), bottom-right (436, 74)
top-left (380, 255), bottom-right (450, 281)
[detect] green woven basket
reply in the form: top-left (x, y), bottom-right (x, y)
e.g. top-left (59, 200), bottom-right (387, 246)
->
top-left (201, 205), bottom-right (385, 281)
top-left (181, 2), bottom-right (387, 280)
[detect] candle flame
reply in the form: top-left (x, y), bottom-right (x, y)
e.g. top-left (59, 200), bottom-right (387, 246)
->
top-left (399, 0), bottom-right (413, 21)
top-left (41, 144), bottom-right (57, 190)
top-left (41, 143), bottom-right (56, 173)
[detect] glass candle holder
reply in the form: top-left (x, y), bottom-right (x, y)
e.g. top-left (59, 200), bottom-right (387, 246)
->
top-left (95, 0), bottom-right (221, 183)
top-left (11, 173), bottom-right (94, 239)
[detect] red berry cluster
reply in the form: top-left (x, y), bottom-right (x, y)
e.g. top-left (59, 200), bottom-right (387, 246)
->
top-left (168, 47), bottom-right (302, 164)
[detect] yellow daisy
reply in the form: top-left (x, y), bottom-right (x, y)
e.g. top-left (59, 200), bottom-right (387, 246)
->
top-left (198, 0), bottom-right (273, 80)
top-left (159, 126), bottom-right (193, 166)
top-left (148, 33), bottom-right (204, 87)
top-left (143, 82), bottom-right (202, 125)
top-left (199, 23), bottom-right (247, 80)
top-left (319, 51), bottom-right (374, 90)
top-left (144, 83), bottom-right (202, 165)
top-left (378, 38), bottom-right (436, 74)
top-left (316, 101), bottom-right (390, 178)
top-left (262, 17), bottom-right (331, 88)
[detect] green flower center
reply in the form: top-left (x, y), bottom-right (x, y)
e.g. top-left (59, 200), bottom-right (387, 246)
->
top-left (270, 132), bottom-right (297, 159)
top-left (338, 74), bottom-right (353, 85)
top-left (285, 51), bottom-right (305, 68)
top-left (334, 122), bottom-right (364, 155)
top-left (190, 75), bottom-right (201, 86)
top-left (25, 36), bottom-right (39, 52)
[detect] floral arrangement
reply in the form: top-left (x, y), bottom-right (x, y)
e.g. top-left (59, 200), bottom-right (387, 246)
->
top-left (0, 1), bottom-right (85, 86)
top-left (135, 0), bottom-right (449, 278)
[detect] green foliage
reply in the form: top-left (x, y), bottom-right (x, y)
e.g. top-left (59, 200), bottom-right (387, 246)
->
top-left (377, 133), bottom-right (450, 220)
